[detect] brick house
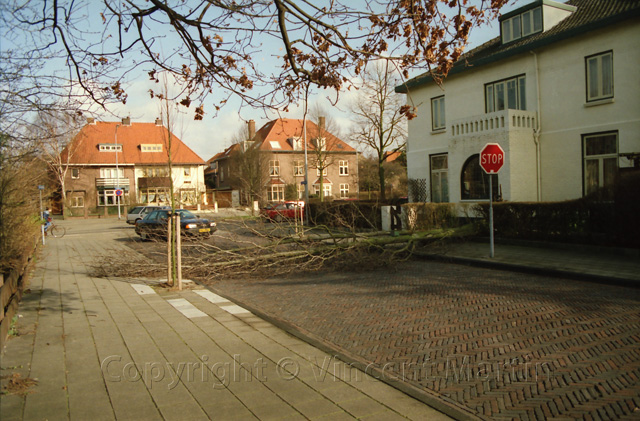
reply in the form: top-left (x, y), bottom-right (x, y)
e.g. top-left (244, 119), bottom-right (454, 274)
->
top-left (60, 118), bottom-right (206, 214)
top-left (209, 118), bottom-right (359, 203)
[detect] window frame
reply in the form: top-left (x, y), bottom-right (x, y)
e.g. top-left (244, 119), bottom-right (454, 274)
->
top-left (485, 75), bottom-right (526, 113)
top-left (293, 160), bottom-right (305, 176)
top-left (501, 6), bottom-right (542, 44)
top-left (585, 51), bottom-right (614, 103)
top-left (71, 168), bottom-right (80, 179)
top-left (339, 183), bottom-right (349, 198)
top-left (339, 160), bottom-right (349, 176)
top-left (267, 185), bottom-right (285, 202)
top-left (582, 131), bottom-right (618, 196)
top-left (269, 160), bottom-right (280, 177)
top-left (71, 195), bottom-right (84, 208)
top-left (430, 153), bottom-right (449, 203)
top-left (431, 95), bottom-right (446, 131)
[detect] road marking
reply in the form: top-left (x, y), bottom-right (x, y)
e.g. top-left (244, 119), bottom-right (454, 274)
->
top-left (167, 298), bottom-right (208, 319)
top-left (194, 290), bottom-right (230, 304)
top-left (220, 304), bottom-right (251, 315)
top-left (131, 284), bottom-right (156, 295)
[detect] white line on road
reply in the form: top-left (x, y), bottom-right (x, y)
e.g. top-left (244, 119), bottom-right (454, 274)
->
top-left (167, 298), bottom-right (209, 319)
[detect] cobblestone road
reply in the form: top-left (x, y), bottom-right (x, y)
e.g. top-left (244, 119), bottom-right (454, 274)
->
top-left (204, 260), bottom-right (640, 420)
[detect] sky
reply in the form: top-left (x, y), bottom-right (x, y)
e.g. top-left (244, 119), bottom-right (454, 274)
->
top-left (99, 0), bottom-right (532, 162)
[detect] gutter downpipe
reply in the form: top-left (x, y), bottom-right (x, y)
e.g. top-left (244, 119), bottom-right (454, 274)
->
top-left (531, 50), bottom-right (542, 202)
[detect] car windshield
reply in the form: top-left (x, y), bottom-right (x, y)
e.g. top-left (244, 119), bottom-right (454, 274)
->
top-left (175, 209), bottom-right (196, 219)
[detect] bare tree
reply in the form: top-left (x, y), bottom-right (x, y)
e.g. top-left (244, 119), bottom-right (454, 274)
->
top-left (35, 111), bottom-right (85, 215)
top-left (227, 125), bottom-right (269, 207)
top-left (350, 61), bottom-right (407, 202)
top-left (309, 105), bottom-right (342, 202)
top-left (2, 0), bottom-right (508, 119)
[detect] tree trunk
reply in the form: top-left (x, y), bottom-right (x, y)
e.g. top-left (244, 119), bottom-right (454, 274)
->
top-left (378, 160), bottom-right (386, 202)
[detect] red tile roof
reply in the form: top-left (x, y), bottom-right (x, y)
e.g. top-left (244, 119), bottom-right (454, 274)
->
top-left (254, 118), bottom-right (355, 153)
top-left (63, 121), bottom-right (205, 165)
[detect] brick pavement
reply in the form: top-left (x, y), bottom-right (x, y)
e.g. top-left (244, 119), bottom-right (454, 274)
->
top-left (204, 261), bottom-right (640, 420)
top-left (0, 219), bottom-right (451, 421)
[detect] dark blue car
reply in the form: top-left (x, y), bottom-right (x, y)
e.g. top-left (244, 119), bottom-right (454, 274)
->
top-left (135, 209), bottom-right (217, 240)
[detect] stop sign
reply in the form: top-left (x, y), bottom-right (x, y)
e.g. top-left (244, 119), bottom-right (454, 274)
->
top-left (480, 143), bottom-right (505, 174)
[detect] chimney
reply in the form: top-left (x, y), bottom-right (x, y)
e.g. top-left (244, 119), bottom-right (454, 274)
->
top-left (318, 116), bottom-right (326, 132)
top-left (122, 117), bottom-right (131, 126)
top-left (155, 118), bottom-right (162, 126)
top-left (248, 120), bottom-right (256, 140)
top-left (86, 117), bottom-right (96, 125)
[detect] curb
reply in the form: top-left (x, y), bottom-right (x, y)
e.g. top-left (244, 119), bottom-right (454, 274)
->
top-left (412, 251), bottom-right (640, 289)
top-left (203, 284), bottom-right (485, 421)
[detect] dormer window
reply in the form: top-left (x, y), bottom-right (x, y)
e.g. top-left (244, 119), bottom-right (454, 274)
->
top-left (99, 144), bottom-right (122, 152)
top-left (501, 6), bottom-right (542, 44)
top-left (289, 137), bottom-right (303, 150)
top-left (141, 144), bottom-right (163, 152)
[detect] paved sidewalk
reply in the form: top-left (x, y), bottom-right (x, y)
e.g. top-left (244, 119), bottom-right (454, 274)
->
top-left (415, 238), bottom-right (640, 286)
top-left (0, 219), bottom-right (450, 421)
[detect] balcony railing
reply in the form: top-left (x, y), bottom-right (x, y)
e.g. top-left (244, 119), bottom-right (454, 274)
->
top-left (451, 109), bottom-right (537, 137)
top-left (96, 178), bottom-right (130, 188)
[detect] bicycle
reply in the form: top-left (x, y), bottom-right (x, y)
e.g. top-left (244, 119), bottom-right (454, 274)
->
top-left (48, 223), bottom-right (66, 238)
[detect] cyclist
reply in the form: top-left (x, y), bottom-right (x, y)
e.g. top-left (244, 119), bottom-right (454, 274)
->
top-left (43, 207), bottom-right (52, 235)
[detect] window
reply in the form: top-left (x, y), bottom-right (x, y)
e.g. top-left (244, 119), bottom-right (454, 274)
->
top-left (294, 160), bottom-right (305, 176)
top-left (290, 137), bottom-right (303, 150)
top-left (140, 144), bottom-right (163, 152)
top-left (501, 7), bottom-right (541, 43)
top-left (313, 183), bottom-right (332, 197)
top-left (98, 190), bottom-right (119, 206)
top-left (460, 154), bottom-right (499, 201)
top-left (583, 132), bottom-right (618, 196)
top-left (315, 137), bottom-right (326, 151)
top-left (184, 167), bottom-right (191, 177)
top-left (340, 183), bottom-right (349, 198)
top-left (142, 167), bottom-right (169, 177)
top-left (339, 160), bottom-right (349, 176)
top-left (267, 185), bottom-right (285, 202)
top-left (139, 187), bottom-right (170, 204)
top-left (269, 141), bottom-right (281, 149)
top-left (316, 165), bottom-right (327, 176)
top-left (98, 144), bottom-right (122, 152)
top-left (586, 51), bottom-right (613, 102)
top-left (71, 195), bottom-right (84, 208)
top-left (297, 183), bottom-right (305, 199)
top-left (431, 96), bottom-right (445, 131)
top-left (430, 154), bottom-right (449, 203)
top-left (71, 168), bottom-right (80, 179)
top-left (99, 168), bottom-right (124, 178)
top-left (269, 160), bottom-right (280, 176)
top-left (485, 75), bottom-right (526, 113)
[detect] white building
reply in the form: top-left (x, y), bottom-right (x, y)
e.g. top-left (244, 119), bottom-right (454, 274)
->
top-left (396, 0), bottom-right (640, 204)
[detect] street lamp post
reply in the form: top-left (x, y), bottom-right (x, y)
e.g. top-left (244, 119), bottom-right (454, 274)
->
top-left (115, 123), bottom-right (121, 219)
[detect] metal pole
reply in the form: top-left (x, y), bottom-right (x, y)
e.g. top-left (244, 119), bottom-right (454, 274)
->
top-left (39, 188), bottom-right (45, 245)
top-left (303, 113), bottom-right (310, 226)
top-left (489, 174), bottom-right (494, 258)
top-left (115, 124), bottom-right (121, 219)
top-left (167, 215), bottom-right (172, 285)
top-left (176, 213), bottom-right (182, 290)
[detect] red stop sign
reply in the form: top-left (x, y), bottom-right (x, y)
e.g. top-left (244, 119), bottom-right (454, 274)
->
top-left (480, 143), bottom-right (505, 174)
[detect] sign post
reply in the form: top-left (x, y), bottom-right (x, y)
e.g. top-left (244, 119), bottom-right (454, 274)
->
top-left (479, 143), bottom-right (505, 258)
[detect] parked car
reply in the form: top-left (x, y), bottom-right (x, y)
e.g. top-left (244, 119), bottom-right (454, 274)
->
top-left (260, 201), bottom-right (304, 222)
top-left (135, 209), bottom-right (217, 240)
top-left (126, 205), bottom-right (170, 225)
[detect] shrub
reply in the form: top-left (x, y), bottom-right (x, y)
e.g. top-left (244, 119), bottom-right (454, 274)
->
top-left (402, 202), bottom-right (459, 231)
top-left (307, 201), bottom-right (382, 230)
